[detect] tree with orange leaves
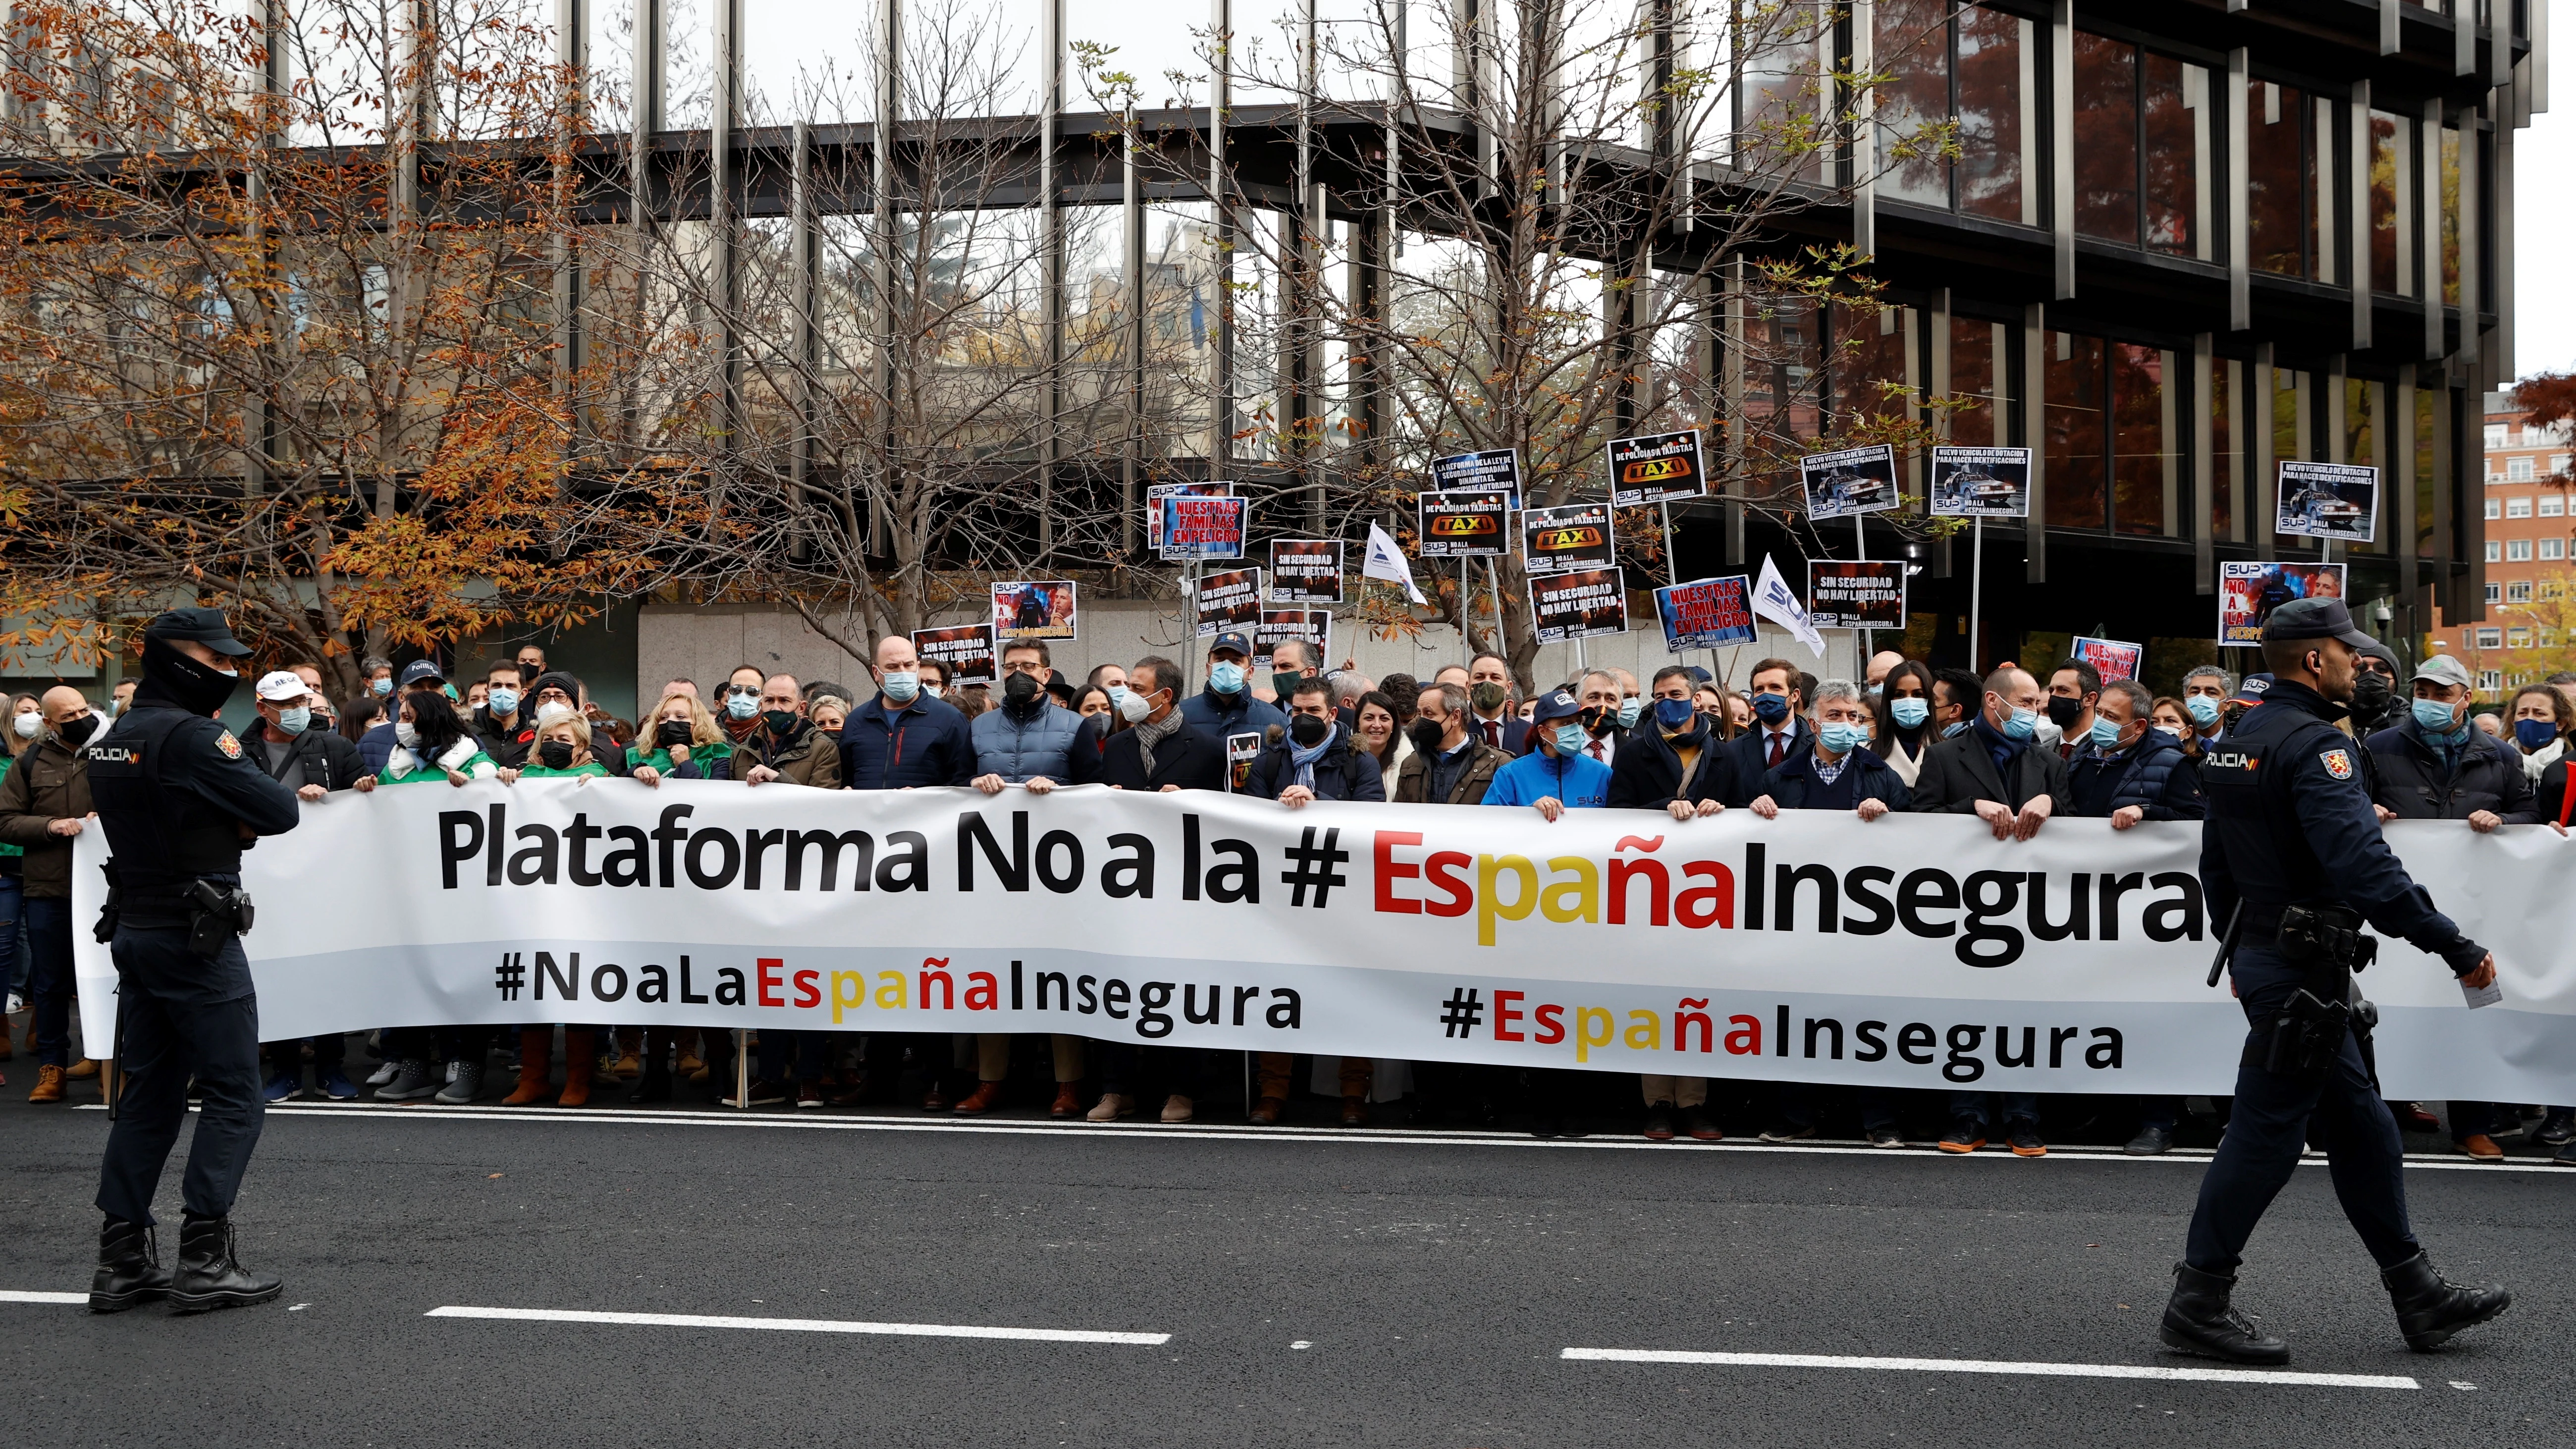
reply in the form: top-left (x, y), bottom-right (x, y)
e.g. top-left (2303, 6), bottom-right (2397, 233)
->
top-left (0, 0), bottom-right (646, 695)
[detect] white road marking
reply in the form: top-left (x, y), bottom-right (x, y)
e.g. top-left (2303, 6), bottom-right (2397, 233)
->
top-left (95, 1101), bottom-right (2572, 1173)
top-left (0, 1291), bottom-right (89, 1305)
top-left (425, 1305), bottom-right (1169, 1344)
top-left (1560, 1346), bottom-right (2417, 1390)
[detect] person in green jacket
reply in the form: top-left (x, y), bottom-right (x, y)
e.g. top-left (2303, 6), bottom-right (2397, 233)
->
top-left (498, 712), bottom-right (614, 783)
top-left (376, 691), bottom-right (497, 786)
top-left (626, 692), bottom-right (730, 785)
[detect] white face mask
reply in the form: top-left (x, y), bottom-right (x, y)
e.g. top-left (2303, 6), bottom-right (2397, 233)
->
top-left (12, 712), bottom-right (40, 739)
top-left (393, 721), bottom-right (421, 749)
top-left (1118, 687), bottom-right (1157, 724)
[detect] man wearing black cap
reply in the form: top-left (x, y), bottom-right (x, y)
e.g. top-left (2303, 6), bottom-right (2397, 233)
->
top-left (2162, 595), bottom-right (2509, 1365)
top-left (1178, 630), bottom-right (1288, 742)
top-left (79, 608), bottom-right (302, 1315)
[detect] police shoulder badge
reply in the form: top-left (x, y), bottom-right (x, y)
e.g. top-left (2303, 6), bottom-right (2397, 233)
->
top-left (215, 729), bottom-right (243, 759)
top-left (2319, 746), bottom-right (2354, 780)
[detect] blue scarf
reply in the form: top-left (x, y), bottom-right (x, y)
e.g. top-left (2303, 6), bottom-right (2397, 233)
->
top-left (1288, 724), bottom-right (1337, 791)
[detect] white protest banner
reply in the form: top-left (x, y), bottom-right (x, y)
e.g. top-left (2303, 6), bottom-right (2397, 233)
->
top-left (74, 786), bottom-right (2576, 1101)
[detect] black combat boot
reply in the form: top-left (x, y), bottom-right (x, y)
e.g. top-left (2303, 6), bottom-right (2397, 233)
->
top-left (166, 1215), bottom-right (283, 1314)
top-left (88, 1217), bottom-right (171, 1313)
top-left (2158, 1261), bottom-right (2290, 1365)
top-left (2381, 1252), bottom-right (2511, 1351)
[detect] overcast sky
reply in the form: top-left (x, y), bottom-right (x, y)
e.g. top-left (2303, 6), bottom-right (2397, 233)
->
top-left (2513, 0), bottom-right (2573, 381)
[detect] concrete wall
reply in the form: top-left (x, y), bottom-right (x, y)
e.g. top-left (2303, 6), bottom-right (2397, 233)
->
top-left (639, 598), bottom-right (1871, 704)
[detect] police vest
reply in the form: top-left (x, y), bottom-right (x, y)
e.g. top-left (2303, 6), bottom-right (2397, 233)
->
top-left (84, 706), bottom-right (247, 898)
top-left (2198, 698), bottom-right (2351, 915)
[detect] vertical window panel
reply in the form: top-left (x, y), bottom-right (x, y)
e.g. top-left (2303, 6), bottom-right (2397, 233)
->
top-left (2141, 55), bottom-right (2206, 258)
top-left (2311, 95), bottom-right (2337, 285)
top-left (1956, 5), bottom-right (2033, 223)
top-left (2440, 124), bottom-right (2462, 306)
top-left (2110, 343), bottom-right (2166, 536)
top-left (2072, 33), bottom-right (2138, 244)
top-left (2214, 358), bottom-right (2245, 541)
top-left (2247, 80), bottom-right (2309, 277)
top-left (2369, 110), bottom-right (2411, 295)
top-left (1875, 0), bottom-right (1953, 207)
top-left (2046, 331), bottom-right (2106, 528)
top-left (1949, 316), bottom-right (2003, 445)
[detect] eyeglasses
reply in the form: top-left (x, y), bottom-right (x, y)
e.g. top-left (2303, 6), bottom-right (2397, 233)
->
top-left (721, 684), bottom-right (760, 698)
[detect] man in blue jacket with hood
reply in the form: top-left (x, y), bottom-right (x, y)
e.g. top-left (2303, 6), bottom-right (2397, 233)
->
top-left (841, 633), bottom-right (975, 790)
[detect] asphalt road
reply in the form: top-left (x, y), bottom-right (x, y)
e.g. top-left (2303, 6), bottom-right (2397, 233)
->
top-left (3, 1083), bottom-right (2568, 1448)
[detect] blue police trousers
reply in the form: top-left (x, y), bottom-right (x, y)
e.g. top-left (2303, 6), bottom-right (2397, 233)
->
top-left (94, 925), bottom-right (265, 1226)
top-left (2184, 945), bottom-right (2418, 1274)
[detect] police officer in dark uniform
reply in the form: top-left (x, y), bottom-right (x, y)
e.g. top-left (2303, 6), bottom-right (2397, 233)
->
top-left (82, 608), bottom-right (302, 1314)
top-left (2162, 597), bottom-right (2510, 1364)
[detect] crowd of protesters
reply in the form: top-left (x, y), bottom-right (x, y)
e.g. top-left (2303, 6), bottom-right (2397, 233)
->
top-left (5, 633), bottom-right (2573, 1166)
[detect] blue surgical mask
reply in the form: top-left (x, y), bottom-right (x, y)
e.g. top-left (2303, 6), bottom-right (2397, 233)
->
top-left (1618, 697), bottom-right (1643, 729)
top-left (1107, 685), bottom-right (1132, 714)
top-left (275, 706), bottom-right (311, 736)
top-left (1209, 661), bottom-right (1247, 695)
top-left (880, 670), bottom-right (920, 704)
top-left (370, 677), bottom-right (393, 696)
top-left (725, 692), bottom-right (758, 720)
top-left (2185, 694), bottom-right (2220, 727)
top-left (2411, 698), bottom-right (2461, 735)
top-left (2002, 706), bottom-right (2038, 741)
top-left (1653, 696), bottom-right (1696, 729)
top-left (1752, 692), bottom-right (1792, 726)
top-left (1818, 721), bottom-right (1867, 756)
top-left (2516, 717), bottom-right (2560, 751)
top-left (486, 687), bottom-right (519, 717)
top-left (2089, 716), bottom-right (2123, 749)
top-left (1889, 697), bottom-right (1929, 729)
top-left (1552, 721), bottom-right (1589, 755)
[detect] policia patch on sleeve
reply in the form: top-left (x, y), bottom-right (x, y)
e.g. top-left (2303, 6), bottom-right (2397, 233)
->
top-left (2319, 746), bottom-right (2354, 780)
top-left (215, 729), bottom-right (243, 759)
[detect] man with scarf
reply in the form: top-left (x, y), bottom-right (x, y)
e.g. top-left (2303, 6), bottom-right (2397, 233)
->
top-left (729, 673), bottom-right (843, 790)
top-left (1245, 676), bottom-right (1386, 808)
top-left (1241, 676), bottom-right (1385, 1125)
top-left (79, 609), bottom-right (302, 1316)
top-left (1609, 665), bottom-right (1748, 816)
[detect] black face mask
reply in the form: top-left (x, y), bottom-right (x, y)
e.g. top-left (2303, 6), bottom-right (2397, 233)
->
top-left (762, 708), bottom-right (802, 736)
top-left (2349, 669), bottom-right (2393, 725)
top-left (139, 635), bottom-right (243, 717)
top-left (1002, 673), bottom-right (1042, 711)
top-left (1288, 713), bottom-right (1332, 748)
top-left (2044, 696), bottom-right (2087, 730)
top-left (1407, 717), bottom-right (1447, 755)
top-left (1579, 705), bottom-right (1618, 739)
top-left (537, 740), bottom-right (575, 770)
top-left (656, 719), bottom-right (694, 749)
top-left (57, 713), bottom-right (99, 748)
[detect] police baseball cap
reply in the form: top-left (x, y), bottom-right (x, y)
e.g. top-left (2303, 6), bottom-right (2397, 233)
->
top-left (2259, 596), bottom-right (2377, 650)
top-left (1209, 631), bottom-right (1252, 658)
top-left (1530, 687), bottom-right (1583, 724)
top-left (254, 670), bottom-right (310, 702)
top-left (2412, 652), bottom-right (2475, 692)
top-left (2228, 673), bottom-right (2273, 706)
top-left (399, 659), bottom-right (447, 688)
top-left (141, 606), bottom-right (251, 656)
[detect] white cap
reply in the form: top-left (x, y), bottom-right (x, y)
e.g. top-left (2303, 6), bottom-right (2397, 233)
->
top-left (254, 670), bottom-right (311, 702)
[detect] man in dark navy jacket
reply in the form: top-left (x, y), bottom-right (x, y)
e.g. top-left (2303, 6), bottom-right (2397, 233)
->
top-left (840, 634), bottom-right (975, 790)
top-left (1725, 656), bottom-right (1813, 789)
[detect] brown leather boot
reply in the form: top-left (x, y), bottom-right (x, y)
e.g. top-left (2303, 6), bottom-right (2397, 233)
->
top-left (29, 1063), bottom-right (65, 1104)
top-left (557, 1029), bottom-right (595, 1107)
top-left (952, 1080), bottom-right (1004, 1115)
top-left (500, 1028), bottom-right (552, 1106)
top-left (1049, 1082), bottom-right (1082, 1118)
